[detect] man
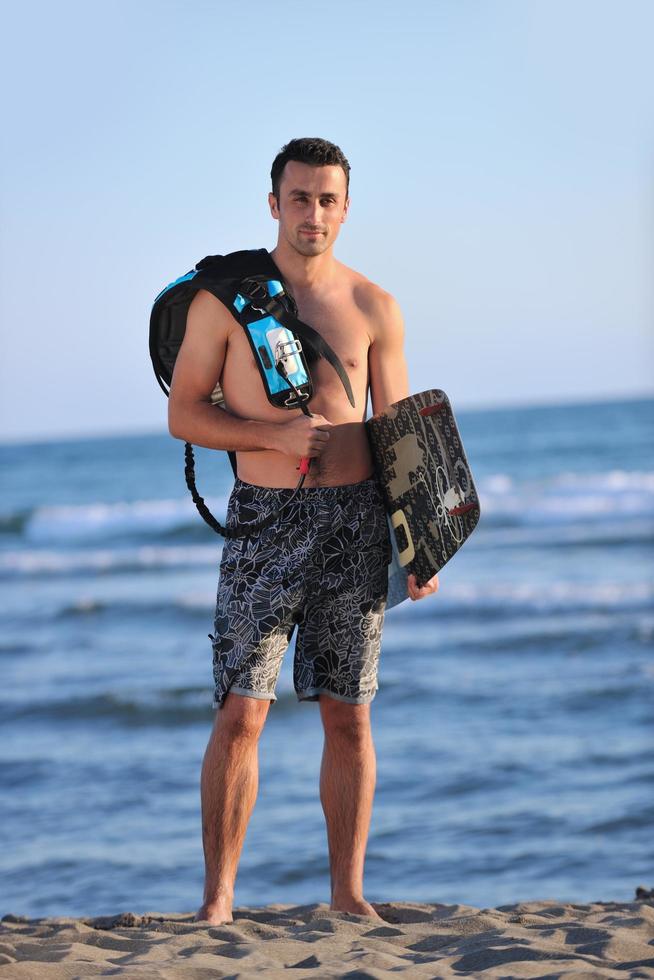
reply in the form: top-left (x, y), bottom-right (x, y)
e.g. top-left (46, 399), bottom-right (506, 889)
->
top-left (168, 138), bottom-right (439, 925)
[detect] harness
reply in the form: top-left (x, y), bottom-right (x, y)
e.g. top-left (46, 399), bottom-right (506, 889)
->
top-left (149, 249), bottom-right (355, 538)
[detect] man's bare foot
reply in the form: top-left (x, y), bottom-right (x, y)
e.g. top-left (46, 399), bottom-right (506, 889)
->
top-left (194, 899), bottom-right (234, 925)
top-left (330, 896), bottom-right (384, 920)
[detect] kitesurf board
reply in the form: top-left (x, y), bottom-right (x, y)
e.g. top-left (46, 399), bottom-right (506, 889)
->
top-left (366, 389), bottom-right (481, 609)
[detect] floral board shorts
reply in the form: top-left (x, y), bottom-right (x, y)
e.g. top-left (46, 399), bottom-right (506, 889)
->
top-left (209, 477), bottom-right (392, 709)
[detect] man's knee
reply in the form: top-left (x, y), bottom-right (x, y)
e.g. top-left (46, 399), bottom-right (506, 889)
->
top-left (319, 695), bottom-right (372, 742)
top-left (214, 692), bottom-right (270, 741)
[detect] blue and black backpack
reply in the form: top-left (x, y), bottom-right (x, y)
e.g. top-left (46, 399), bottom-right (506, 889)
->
top-left (149, 248), bottom-right (354, 537)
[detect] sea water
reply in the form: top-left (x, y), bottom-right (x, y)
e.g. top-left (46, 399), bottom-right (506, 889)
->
top-left (1, 398), bottom-right (652, 917)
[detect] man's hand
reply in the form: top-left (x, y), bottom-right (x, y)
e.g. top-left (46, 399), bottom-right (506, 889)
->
top-left (272, 413), bottom-right (333, 459)
top-left (407, 573), bottom-right (439, 601)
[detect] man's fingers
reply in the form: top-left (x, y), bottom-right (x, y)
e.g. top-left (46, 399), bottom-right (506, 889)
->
top-left (308, 432), bottom-right (330, 453)
top-left (407, 573), bottom-right (440, 601)
top-left (308, 436), bottom-right (330, 456)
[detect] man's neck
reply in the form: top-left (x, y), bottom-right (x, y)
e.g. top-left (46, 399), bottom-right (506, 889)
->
top-left (269, 240), bottom-right (337, 292)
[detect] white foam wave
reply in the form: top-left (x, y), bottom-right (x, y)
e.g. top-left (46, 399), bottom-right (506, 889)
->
top-left (5, 470), bottom-right (653, 547)
top-left (443, 579), bottom-right (654, 609)
top-left (24, 496), bottom-right (229, 543)
top-left (0, 544), bottom-right (219, 575)
top-left (478, 470), bottom-right (654, 523)
top-left (386, 578), bottom-right (654, 619)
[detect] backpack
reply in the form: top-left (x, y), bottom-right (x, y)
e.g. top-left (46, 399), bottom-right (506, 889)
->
top-left (149, 248), bottom-right (354, 538)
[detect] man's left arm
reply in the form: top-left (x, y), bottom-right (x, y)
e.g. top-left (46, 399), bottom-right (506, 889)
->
top-left (368, 291), bottom-right (439, 602)
top-left (368, 291), bottom-right (409, 415)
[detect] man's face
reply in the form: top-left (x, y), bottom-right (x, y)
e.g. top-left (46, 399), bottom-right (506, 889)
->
top-left (269, 161), bottom-right (349, 257)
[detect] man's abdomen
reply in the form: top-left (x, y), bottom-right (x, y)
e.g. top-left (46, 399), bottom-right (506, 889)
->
top-left (236, 419), bottom-right (375, 488)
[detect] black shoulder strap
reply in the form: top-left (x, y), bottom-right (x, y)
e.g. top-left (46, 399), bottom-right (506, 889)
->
top-left (236, 279), bottom-right (356, 408)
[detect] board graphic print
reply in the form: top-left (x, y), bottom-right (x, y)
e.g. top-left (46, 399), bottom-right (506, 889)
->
top-left (366, 389), bottom-right (481, 608)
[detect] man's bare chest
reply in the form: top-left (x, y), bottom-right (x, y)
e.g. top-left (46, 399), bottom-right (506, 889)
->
top-left (294, 293), bottom-right (371, 371)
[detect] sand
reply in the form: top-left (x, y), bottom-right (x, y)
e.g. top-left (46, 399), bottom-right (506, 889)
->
top-left (1, 897), bottom-right (654, 978)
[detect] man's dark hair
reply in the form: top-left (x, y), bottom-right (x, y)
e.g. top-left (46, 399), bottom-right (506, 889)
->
top-left (270, 137), bottom-right (351, 201)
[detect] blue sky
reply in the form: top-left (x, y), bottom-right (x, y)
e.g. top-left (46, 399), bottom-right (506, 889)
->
top-left (1, 0), bottom-right (652, 442)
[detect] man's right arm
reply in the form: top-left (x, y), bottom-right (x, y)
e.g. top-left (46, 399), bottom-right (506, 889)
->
top-left (167, 289), bottom-right (278, 452)
top-left (167, 290), bottom-right (332, 459)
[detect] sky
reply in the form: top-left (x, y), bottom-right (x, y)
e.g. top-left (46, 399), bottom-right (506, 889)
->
top-left (1, 0), bottom-right (652, 443)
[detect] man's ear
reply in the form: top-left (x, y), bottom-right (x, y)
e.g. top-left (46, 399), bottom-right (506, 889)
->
top-left (268, 192), bottom-right (280, 219)
top-left (341, 196), bottom-right (350, 224)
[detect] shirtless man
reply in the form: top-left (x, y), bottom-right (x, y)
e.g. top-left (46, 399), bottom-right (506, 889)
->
top-left (167, 138), bottom-right (439, 925)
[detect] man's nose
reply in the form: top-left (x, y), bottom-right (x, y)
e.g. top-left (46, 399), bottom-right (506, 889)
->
top-left (305, 198), bottom-right (322, 224)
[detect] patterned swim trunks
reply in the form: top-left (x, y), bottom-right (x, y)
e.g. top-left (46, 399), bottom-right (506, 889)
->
top-left (209, 477), bottom-right (392, 709)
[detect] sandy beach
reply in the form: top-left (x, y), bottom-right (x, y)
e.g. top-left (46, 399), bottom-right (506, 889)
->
top-left (2, 896), bottom-right (653, 978)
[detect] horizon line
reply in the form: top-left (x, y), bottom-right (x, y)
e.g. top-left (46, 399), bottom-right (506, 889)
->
top-left (0, 390), bottom-right (652, 448)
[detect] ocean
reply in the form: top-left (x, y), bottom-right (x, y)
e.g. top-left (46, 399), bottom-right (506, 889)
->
top-left (1, 397), bottom-right (652, 918)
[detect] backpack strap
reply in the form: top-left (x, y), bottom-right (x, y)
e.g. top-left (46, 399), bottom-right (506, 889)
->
top-left (183, 442), bottom-right (307, 539)
top-left (236, 278), bottom-right (356, 408)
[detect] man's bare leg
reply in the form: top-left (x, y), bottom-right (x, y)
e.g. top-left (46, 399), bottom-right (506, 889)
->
top-left (195, 692), bottom-right (270, 925)
top-left (318, 696), bottom-right (383, 920)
